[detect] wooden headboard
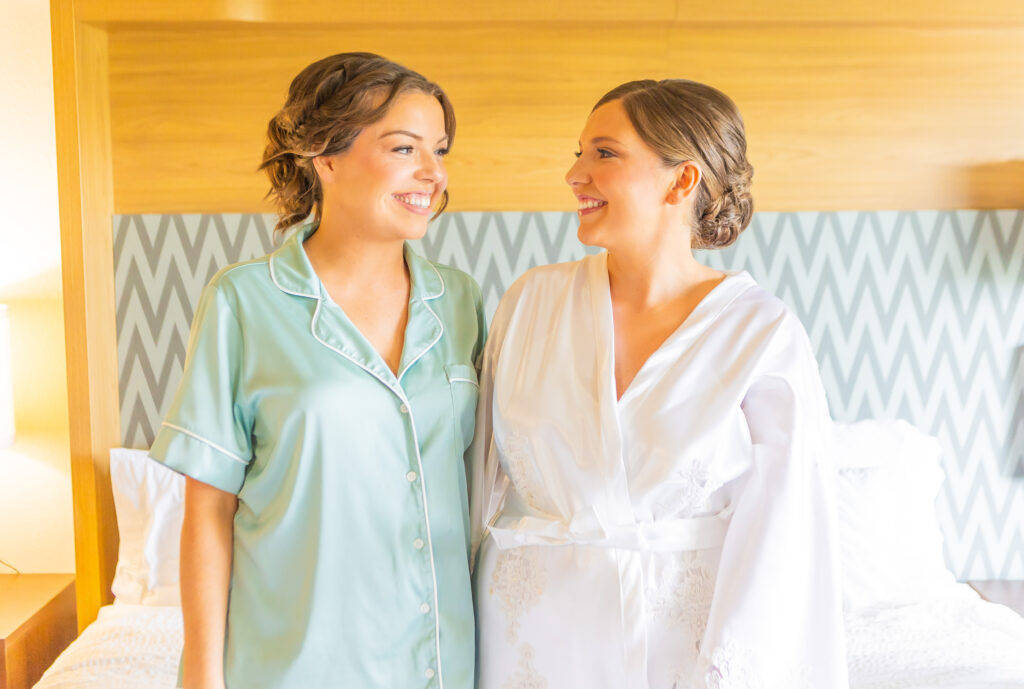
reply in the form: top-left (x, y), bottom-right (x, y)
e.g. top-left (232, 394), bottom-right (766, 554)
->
top-left (50, 0), bottom-right (1024, 631)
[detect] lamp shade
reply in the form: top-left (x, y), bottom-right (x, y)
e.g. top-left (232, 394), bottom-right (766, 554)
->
top-left (0, 305), bottom-right (13, 447)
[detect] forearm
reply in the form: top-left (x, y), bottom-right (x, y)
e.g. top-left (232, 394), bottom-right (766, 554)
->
top-left (180, 476), bottom-right (238, 689)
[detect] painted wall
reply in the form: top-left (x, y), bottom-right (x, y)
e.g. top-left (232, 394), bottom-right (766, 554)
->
top-left (0, 0), bottom-right (74, 574)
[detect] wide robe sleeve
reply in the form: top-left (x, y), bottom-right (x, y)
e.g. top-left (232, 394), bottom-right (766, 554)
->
top-left (694, 319), bottom-right (848, 689)
top-left (466, 273), bottom-right (537, 570)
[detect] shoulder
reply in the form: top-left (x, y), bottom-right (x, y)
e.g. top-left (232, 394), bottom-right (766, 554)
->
top-left (208, 255), bottom-right (272, 292)
top-left (712, 273), bottom-right (817, 373)
top-left (429, 260), bottom-right (482, 305)
top-left (724, 274), bottom-right (807, 340)
top-left (516, 258), bottom-right (586, 291)
top-left (481, 258), bottom-right (589, 363)
top-left (200, 256), bottom-right (273, 310)
top-left (497, 258), bottom-right (586, 316)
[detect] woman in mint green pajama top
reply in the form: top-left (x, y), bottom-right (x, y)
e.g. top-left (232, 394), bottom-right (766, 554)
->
top-left (148, 53), bottom-right (484, 689)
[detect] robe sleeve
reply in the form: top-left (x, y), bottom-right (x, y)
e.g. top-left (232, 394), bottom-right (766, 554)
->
top-left (694, 322), bottom-right (849, 689)
top-left (466, 275), bottom-right (534, 571)
top-left (466, 340), bottom-right (504, 571)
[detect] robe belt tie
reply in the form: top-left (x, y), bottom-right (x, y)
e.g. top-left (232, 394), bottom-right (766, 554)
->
top-left (487, 504), bottom-right (733, 689)
top-left (487, 503), bottom-right (733, 552)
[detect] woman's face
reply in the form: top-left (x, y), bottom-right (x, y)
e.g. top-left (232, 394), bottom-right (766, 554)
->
top-left (565, 99), bottom-right (680, 251)
top-left (316, 90), bottom-right (449, 242)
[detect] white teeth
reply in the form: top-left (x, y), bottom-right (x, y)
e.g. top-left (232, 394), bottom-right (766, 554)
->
top-left (396, 194), bottom-right (431, 208)
top-left (578, 199), bottom-right (607, 210)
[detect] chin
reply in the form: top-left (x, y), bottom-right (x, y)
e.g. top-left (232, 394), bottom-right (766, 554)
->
top-left (384, 215), bottom-right (430, 242)
top-left (399, 222), bottom-right (431, 243)
top-left (576, 220), bottom-right (607, 250)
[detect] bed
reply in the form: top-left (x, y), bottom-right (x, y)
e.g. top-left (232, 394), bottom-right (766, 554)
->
top-left (31, 420), bottom-right (1024, 688)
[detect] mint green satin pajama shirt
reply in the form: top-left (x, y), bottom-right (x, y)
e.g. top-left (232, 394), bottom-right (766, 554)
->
top-left (149, 224), bottom-right (485, 689)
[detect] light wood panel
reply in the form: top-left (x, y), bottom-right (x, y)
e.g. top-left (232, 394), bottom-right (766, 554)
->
top-left (51, 0), bottom-right (120, 631)
top-left (108, 23), bottom-right (1024, 213)
top-left (668, 25), bottom-right (1024, 210)
top-left (107, 24), bottom-right (671, 213)
top-left (76, 0), bottom-right (1024, 26)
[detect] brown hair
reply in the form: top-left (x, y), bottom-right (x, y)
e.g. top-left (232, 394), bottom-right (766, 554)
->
top-left (260, 52), bottom-right (456, 232)
top-left (594, 79), bottom-right (753, 249)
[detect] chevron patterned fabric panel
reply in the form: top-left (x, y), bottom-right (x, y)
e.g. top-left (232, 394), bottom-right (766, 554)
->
top-left (113, 210), bottom-right (1024, 579)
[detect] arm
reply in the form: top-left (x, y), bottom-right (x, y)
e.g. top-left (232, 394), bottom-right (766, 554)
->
top-left (466, 278), bottom-right (520, 570)
top-left (466, 340), bottom-right (505, 570)
top-left (697, 343), bottom-right (848, 688)
top-left (180, 476), bottom-right (238, 689)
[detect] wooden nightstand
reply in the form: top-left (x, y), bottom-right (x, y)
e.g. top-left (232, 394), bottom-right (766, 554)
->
top-left (968, 579), bottom-right (1024, 617)
top-left (0, 574), bottom-right (76, 689)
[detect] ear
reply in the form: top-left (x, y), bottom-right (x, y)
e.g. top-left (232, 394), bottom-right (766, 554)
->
top-left (666, 161), bottom-right (702, 205)
top-left (312, 154), bottom-right (337, 183)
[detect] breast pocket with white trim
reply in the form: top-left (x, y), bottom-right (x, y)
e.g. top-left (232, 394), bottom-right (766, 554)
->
top-left (445, 363), bottom-right (480, 452)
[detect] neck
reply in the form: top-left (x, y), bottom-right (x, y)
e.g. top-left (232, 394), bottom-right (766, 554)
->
top-left (605, 229), bottom-right (712, 309)
top-left (303, 212), bottom-right (408, 288)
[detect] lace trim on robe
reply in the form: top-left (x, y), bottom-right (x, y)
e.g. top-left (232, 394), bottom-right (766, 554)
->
top-left (502, 643), bottom-right (547, 689)
top-left (650, 457), bottom-right (723, 520)
top-left (703, 634), bottom-right (812, 689)
top-left (647, 553), bottom-right (715, 644)
top-left (490, 547), bottom-right (547, 639)
top-left (501, 429), bottom-right (547, 508)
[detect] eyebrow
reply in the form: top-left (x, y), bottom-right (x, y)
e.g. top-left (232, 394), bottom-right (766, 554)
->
top-left (379, 130), bottom-right (449, 144)
top-left (578, 136), bottom-right (624, 146)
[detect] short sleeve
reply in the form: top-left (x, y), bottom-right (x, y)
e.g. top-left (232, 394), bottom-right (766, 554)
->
top-left (695, 327), bottom-right (848, 688)
top-left (148, 280), bottom-right (253, 495)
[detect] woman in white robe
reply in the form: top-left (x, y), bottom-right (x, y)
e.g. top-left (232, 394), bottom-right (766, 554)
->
top-left (470, 79), bottom-right (848, 689)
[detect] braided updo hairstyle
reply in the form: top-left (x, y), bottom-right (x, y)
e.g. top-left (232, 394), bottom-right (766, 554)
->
top-left (260, 52), bottom-right (456, 232)
top-left (593, 79), bottom-right (753, 249)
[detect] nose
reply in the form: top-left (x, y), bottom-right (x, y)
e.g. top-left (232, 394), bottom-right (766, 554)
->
top-left (565, 155), bottom-right (587, 188)
top-left (417, 148), bottom-right (445, 185)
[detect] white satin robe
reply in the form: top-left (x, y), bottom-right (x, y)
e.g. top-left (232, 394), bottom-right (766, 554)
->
top-left (469, 253), bottom-right (848, 689)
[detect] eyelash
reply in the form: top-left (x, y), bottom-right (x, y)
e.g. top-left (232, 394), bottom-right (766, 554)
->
top-left (574, 148), bottom-right (615, 159)
top-left (392, 145), bottom-right (450, 157)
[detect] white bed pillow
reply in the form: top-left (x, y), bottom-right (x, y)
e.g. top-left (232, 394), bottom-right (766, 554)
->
top-left (109, 448), bottom-right (184, 606)
top-left (832, 420), bottom-right (956, 613)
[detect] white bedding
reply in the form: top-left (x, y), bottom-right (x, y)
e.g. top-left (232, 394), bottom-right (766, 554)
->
top-left (848, 583), bottom-right (1024, 689)
top-left (32, 584), bottom-right (1024, 689)
top-left (33, 604), bottom-right (181, 689)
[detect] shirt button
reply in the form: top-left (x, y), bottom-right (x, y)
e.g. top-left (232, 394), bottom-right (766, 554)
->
top-left (400, 403), bottom-right (409, 414)
top-left (425, 668), bottom-right (435, 679)
top-left (406, 471), bottom-right (418, 482)
top-left (413, 538), bottom-right (425, 550)
top-left (420, 602), bottom-right (431, 614)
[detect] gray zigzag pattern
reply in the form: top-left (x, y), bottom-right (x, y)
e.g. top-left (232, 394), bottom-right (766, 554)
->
top-left (113, 210), bottom-right (1024, 579)
top-left (114, 214), bottom-right (275, 448)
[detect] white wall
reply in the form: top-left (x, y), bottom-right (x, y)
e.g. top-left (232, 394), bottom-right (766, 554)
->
top-left (0, 0), bottom-right (75, 574)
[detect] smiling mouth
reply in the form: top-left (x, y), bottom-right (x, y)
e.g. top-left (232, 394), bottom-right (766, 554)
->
top-left (577, 198), bottom-right (607, 216)
top-left (393, 193), bottom-right (433, 215)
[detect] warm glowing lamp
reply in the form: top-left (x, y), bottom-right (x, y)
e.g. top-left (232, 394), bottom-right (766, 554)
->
top-left (0, 304), bottom-right (13, 447)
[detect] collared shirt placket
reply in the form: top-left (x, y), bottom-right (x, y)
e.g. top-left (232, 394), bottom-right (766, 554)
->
top-left (299, 256), bottom-right (448, 688)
